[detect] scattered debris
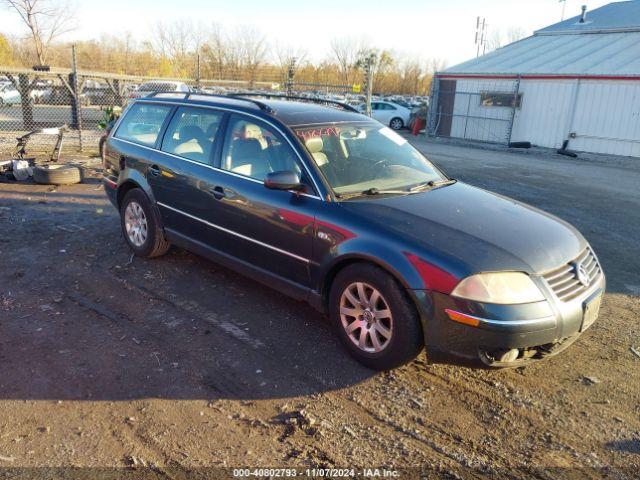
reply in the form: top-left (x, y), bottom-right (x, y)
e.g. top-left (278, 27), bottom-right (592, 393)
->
top-left (56, 224), bottom-right (85, 233)
top-left (582, 376), bottom-right (601, 385)
top-left (0, 455), bottom-right (15, 463)
top-left (630, 347), bottom-right (640, 359)
top-left (124, 253), bottom-right (135, 267)
top-left (124, 455), bottom-right (147, 468)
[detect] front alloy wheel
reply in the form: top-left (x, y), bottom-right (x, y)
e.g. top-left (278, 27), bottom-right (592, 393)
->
top-left (329, 263), bottom-right (424, 370)
top-left (340, 282), bottom-right (393, 353)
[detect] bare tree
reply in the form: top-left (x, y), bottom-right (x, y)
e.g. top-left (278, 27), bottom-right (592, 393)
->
top-left (0, 33), bottom-right (13, 65)
top-left (274, 42), bottom-right (307, 82)
top-left (330, 36), bottom-right (365, 85)
top-left (485, 28), bottom-right (503, 52)
top-left (506, 27), bottom-right (527, 44)
top-left (200, 23), bottom-right (227, 79)
top-left (1, 0), bottom-right (76, 65)
top-left (237, 26), bottom-right (268, 85)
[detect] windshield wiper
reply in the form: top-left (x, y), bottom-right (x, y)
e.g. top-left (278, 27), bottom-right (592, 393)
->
top-left (336, 187), bottom-right (410, 200)
top-left (408, 178), bottom-right (457, 192)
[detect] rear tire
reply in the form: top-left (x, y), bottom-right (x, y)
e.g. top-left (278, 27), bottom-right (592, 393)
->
top-left (329, 263), bottom-right (424, 370)
top-left (120, 189), bottom-right (170, 258)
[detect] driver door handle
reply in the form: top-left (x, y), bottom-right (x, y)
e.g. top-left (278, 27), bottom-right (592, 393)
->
top-left (210, 185), bottom-right (226, 200)
top-left (148, 165), bottom-right (161, 177)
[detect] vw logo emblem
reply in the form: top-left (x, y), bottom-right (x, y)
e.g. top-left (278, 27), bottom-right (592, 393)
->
top-left (574, 262), bottom-right (590, 287)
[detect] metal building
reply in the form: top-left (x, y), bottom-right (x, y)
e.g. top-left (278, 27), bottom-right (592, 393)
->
top-left (428, 1), bottom-right (640, 157)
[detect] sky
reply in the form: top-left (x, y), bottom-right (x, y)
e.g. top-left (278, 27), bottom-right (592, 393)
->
top-left (0, 0), bottom-right (615, 67)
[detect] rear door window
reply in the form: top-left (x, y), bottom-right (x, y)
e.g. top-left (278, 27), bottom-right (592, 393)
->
top-left (115, 103), bottom-right (172, 147)
top-left (160, 107), bottom-right (224, 165)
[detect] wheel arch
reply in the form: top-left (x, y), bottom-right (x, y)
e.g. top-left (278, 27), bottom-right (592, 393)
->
top-left (116, 179), bottom-right (142, 208)
top-left (116, 178), bottom-right (165, 231)
top-left (319, 253), bottom-right (416, 312)
top-left (319, 254), bottom-right (430, 350)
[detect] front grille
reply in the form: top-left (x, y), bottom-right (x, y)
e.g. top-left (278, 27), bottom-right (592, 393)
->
top-left (542, 248), bottom-right (602, 302)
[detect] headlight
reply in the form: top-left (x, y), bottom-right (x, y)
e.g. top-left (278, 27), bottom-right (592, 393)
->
top-left (451, 272), bottom-right (545, 304)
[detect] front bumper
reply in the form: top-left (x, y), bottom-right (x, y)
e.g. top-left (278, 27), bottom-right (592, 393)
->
top-left (411, 273), bottom-right (605, 365)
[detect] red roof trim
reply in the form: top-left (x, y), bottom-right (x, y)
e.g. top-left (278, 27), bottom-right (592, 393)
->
top-left (436, 73), bottom-right (640, 81)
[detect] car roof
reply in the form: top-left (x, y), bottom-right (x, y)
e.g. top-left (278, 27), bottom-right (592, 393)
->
top-left (136, 94), bottom-right (370, 127)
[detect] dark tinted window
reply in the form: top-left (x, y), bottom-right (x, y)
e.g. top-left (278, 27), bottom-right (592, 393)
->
top-left (161, 107), bottom-right (224, 164)
top-left (480, 92), bottom-right (523, 108)
top-left (115, 103), bottom-right (172, 147)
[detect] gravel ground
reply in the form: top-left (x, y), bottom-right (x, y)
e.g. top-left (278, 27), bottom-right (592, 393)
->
top-left (0, 142), bottom-right (638, 479)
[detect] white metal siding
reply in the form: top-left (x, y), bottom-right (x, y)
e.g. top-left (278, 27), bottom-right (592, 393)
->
top-left (510, 80), bottom-right (577, 149)
top-left (570, 81), bottom-right (640, 157)
top-left (510, 79), bottom-right (640, 156)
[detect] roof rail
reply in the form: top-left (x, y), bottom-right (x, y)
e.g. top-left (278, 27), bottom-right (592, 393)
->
top-left (143, 91), bottom-right (275, 113)
top-left (229, 93), bottom-right (360, 113)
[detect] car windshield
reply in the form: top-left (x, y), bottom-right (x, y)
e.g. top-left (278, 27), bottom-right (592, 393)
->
top-left (294, 122), bottom-right (446, 197)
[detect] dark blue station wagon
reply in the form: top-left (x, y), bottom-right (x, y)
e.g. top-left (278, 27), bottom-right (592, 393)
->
top-left (103, 93), bottom-right (605, 370)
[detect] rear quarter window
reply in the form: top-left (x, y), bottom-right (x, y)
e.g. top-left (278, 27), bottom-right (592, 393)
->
top-left (114, 103), bottom-right (172, 147)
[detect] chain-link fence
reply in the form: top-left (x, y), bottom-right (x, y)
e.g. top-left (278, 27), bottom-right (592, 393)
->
top-left (428, 76), bottom-right (521, 145)
top-left (0, 63), bottom-right (365, 157)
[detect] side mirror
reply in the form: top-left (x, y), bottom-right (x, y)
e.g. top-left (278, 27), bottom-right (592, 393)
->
top-left (264, 171), bottom-right (305, 191)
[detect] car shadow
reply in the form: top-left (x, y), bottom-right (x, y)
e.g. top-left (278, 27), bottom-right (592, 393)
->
top-left (605, 439), bottom-right (640, 455)
top-left (0, 237), bottom-right (380, 401)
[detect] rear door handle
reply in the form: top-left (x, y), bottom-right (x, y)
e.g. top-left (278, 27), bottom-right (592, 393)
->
top-left (210, 185), bottom-right (226, 200)
top-left (148, 165), bottom-right (161, 177)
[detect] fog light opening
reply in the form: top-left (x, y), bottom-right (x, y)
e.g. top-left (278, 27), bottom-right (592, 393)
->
top-left (494, 348), bottom-right (520, 363)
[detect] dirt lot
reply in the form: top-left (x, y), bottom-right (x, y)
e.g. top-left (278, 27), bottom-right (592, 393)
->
top-left (0, 141), bottom-right (638, 479)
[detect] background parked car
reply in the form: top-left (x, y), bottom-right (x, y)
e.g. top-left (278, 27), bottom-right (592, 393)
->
top-left (127, 81), bottom-right (191, 103)
top-left (30, 81), bottom-right (53, 104)
top-left (0, 83), bottom-right (21, 106)
top-left (358, 100), bottom-right (412, 130)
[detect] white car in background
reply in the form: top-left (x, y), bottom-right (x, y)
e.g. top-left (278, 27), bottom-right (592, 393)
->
top-left (358, 100), bottom-right (412, 130)
top-left (0, 83), bottom-right (21, 106)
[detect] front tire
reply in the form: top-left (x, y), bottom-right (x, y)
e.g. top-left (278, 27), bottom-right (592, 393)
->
top-left (389, 117), bottom-right (404, 130)
top-left (329, 263), bottom-right (424, 370)
top-left (120, 189), bottom-right (170, 258)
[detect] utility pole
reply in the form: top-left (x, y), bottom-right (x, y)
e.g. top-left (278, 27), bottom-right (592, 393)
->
top-left (475, 17), bottom-right (487, 57)
top-left (560, 0), bottom-right (567, 20)
top-left (286, 57), bottom-right (297, 98)
top-left (363, 52), bottom-right (375, 117)
top-left (195, 51), bottom-right (201, 90)
top-left (70, 44), bottom-right (83, 151)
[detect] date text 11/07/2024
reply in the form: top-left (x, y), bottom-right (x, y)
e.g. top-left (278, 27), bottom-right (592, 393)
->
top-left (232, 468), bottom-right (400, 477)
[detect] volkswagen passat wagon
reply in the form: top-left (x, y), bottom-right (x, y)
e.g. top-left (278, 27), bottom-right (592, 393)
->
top-left (102, 93), bottom-right (605, 370)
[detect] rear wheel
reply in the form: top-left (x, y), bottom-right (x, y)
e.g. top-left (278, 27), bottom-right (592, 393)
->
top-left (120, 189), bottom-right (170, 258)
top-left (329, 263), bottom-right (423, 370)
top-left (389, 117), bottom-right (404, 130)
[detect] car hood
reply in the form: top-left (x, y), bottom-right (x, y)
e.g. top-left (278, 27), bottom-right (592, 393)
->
top-left (340, 182), bottom-right (586, 276)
